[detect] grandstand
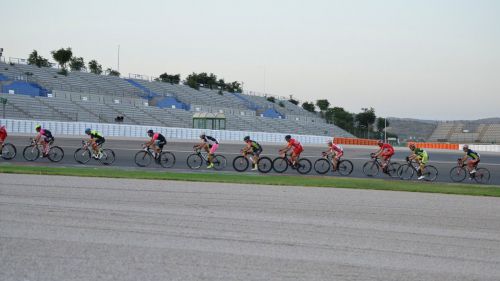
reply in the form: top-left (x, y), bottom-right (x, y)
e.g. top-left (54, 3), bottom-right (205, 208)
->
top-left (428, 121), bottom-right (500, 143)
top-left (0, 59), bottom-right (353, 137)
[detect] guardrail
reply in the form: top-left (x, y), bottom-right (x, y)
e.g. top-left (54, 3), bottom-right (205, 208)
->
top-left (0, 118), bottom-right (332, 144)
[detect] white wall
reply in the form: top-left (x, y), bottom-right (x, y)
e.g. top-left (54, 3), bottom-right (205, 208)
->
top-left (459, 144), bottom-right (500, 153)
top-left (0, 118), bottom-right (331, 144)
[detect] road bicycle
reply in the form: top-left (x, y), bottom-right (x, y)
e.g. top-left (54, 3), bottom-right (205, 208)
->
top-left (74, 140), bottom-right (115, 165)
top-left (449, 158), bottom-right (490, 184)
top-left (313, 154), bottom-right (353, 176)
top-left (272, 152), bottom-right (312, 174)
top-left (187, 148), bottom-right (226, 170)
top-left (232, 150), bottom-right (273, 173)
top-left (397, 157), bottom-right (438, 181)
top-left (362, 153), bottom-right (400, 177)
top-left (23, 138), bottom-right (64, 162)
top-left (1, 142), bottom-right (16, 160)
top-left (134, 144), bottom-right (176, 168)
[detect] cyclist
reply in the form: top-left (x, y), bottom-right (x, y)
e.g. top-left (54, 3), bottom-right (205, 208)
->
top-left (194, 133), bottom-right (219, 168)
top-left (34, 124), bottom-right (54, 157)
top-left (145, 129), bottom-right (167, 159)
top-left (461, 144), bottom-right (480, 175)
top-left (323, 139), bottom-right (343, 171)
top-left (374, 140), bottom-right (395, 173)
top-left (280, 135), bottom-right (303, 168)
top-left (0, 125), bottom-right (7, 150)
top-left (242, 136), bottom-right (262, 170)
top-left (408, 143), bottom-right (428, 180)
top-left (85, 128), bottom-right (105, 159)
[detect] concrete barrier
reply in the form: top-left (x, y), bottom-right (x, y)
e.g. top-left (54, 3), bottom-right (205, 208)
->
top-left (0, 118), bottom-right (332, 145)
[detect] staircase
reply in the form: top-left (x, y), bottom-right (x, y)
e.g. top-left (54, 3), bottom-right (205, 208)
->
top-left (477, 124), bottom-right (491, 143)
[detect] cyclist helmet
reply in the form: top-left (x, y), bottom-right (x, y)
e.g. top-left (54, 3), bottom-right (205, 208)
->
top-left (147, 129), bottom-right (154, 136)
top-left (377, 140), bottom-right (384, 146)
top-left (285, 135), bottom-right (291, 141)
top-left (243, 136), bottom-right (250, 142)
top-left (327, 140), bottom-right (333, 146)
top-left (199, 133), bottom-right (206, 139)
top-left (85, 128), bottom-right (91, 134)
top-left (463, 144), bottom-right (469, 150)
top-left (35, 124), bottom-right (41, 131)
top-left (409, 143), bottom-right (416, 149)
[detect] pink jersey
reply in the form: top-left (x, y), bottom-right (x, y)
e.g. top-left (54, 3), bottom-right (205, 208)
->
top-left (330, 144), bottom-right (343, 153)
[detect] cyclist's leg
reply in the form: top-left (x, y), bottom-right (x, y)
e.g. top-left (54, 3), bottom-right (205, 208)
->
top-left (208, 143), bottom-right (219, 164)
top-left (41, 137), bottom-right (49, 155)
top-left (253, 148), bottom-right (261, 168)
top-left (333, 152), bottom-right (342, 171)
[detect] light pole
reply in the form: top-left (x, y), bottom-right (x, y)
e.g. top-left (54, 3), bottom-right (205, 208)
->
top-left (384, 117), bottom-right (387, 142)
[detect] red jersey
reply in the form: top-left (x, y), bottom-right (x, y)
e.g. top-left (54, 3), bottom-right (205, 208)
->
top-left (287, 138), bottom-right (302, 149)
top-left (380, 143), bottom-right (394, 153)
top-left (329, 144), bottom-right (343, 153)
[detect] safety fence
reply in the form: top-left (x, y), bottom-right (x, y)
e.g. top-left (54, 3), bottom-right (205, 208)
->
top-left (0, 118), bottom-right (332, 144)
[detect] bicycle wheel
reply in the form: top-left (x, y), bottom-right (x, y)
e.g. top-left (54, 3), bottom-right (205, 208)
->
top-left (398, 164), bottom-right (414, 180)
top-left (449, 166), bottom-right (467, 182)
top-left (48, 146), bottom-right (64, 162)
top-left (362, 161), bottom-right (379, 177)
top-left (257, 157), bottom-right (273, 173)
top-left (297, 158), bottom-right (312, 174)
top-left (187, 153), bottom-right (203, 169)
top-left (423, 165), bottom-right (438, 181)
top-left (272, 157), bottom-right (288, 173)
top-left (213, 155), bottom-right (227, 170)
top-left (134, 151), bottom-right (152, 167)
top-left (337, 160), bottom-right (354, 176)
top-left (74, 148), bottom-right (91, 164)
top-left (314, 158), bottom-right (330, 174)
top-left (232, 155), bottom-right (249, 172)
top-left (1, 143), bottom-right (17, 160)
top-left (474, 168), bottom-right (490, 184)
top-left (387, 162), bottom-right (401, 178)
top-left (99, 149), bottom-right (116, 166)
top-left (159, 151), bottom-right (175, 168)
top-left (23, 145), bottom-right (40, 161)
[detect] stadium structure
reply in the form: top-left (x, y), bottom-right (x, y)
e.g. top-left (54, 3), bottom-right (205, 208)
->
top-left (0, 57), bottom-right (354, 138)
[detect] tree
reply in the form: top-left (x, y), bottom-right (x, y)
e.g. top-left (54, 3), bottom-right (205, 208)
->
top-left (325, 107), bottom-right (354, 131)
top-left (225, 81), bottom-right (242, 93)
top-left (27, 50), bottom-right (50, 68)
top-left (158, 72), bottom-right (181, 84)
top-left (106, 68), bottom-right (120, 76)
top-left (376, 117), bottom-right (389, 133)
top-left (266, 96), bottom-right (276, 103)
top-left (355, 107), bottom-right (377, 138)
top-left (88, 60), bottom-right (102, 75)
top-left (288, 98), bottom-right (299, 105)
top-left (302, 102), bottom-right (316, 112)
top-left (185, 73), bottom-right (199, 90)
top-left (316, 99), bottom-right (330, 112)
top-left (51, 47), bottom-right (73, 69)
top-left (69, 57), bottom-right (85, 71)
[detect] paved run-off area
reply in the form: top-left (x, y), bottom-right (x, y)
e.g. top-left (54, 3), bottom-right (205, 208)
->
top-left (1, 174), bottom-right (500, 281)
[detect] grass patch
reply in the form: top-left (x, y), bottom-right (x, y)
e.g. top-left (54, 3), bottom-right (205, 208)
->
top-left (0, 164), bottom-right (499, 197)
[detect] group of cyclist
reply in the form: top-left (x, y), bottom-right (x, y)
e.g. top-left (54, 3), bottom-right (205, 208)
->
top-left (0, 125), bottom-right (483, 179)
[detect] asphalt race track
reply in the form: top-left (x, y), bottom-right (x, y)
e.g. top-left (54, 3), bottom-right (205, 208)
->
top-left (3, 136), bottom-right (500, 185)
top-left (1, 174), bottom-right (500, 281)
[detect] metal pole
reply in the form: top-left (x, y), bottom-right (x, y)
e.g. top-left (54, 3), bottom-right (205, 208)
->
top-left (117, 45), bottom-right (120, 72)
top-left (384, 117), bottom-right (387, 142)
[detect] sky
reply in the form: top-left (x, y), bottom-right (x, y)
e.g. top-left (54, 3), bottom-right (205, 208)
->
top-left (1, 0), bottom-right (499, 120)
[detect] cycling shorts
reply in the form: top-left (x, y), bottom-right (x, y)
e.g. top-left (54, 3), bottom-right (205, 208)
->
top-left (416, 153), bottom-right (428, 165)
top-left (43, 136), bottom-right (54, 143)
top-left (253, 147), bottom-right (263, 156)
top-left (292, 146), bottom-right (303, 155)
top-left (0, 132), bottom-right (6, 142)
top-left (381, 152), bottom-right (394, 160)
top-left (95, 137), bottom-right (105, 146)
top-left (333, 151), bottom-right (343, 160)
top-left (209, 143), bottom-right (219, 154)
top-left (154, 139), bottom-right (166, 149)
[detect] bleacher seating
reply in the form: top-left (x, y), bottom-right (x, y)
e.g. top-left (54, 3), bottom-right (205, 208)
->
top-left (0, 60), bottom-right (354, 137)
